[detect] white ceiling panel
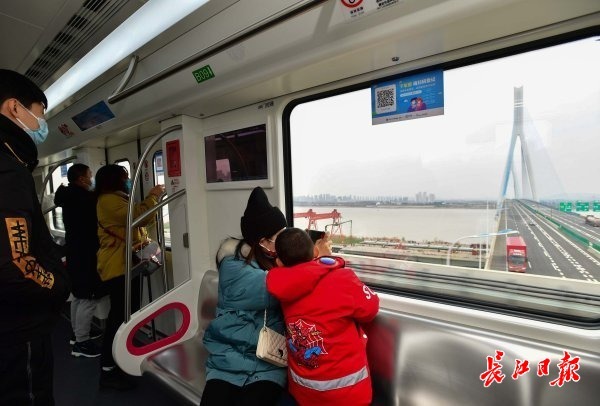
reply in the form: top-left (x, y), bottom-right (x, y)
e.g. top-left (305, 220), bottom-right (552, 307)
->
top-left (0, 0), bottom-right (70, 28)
top-left (0, 0), bottom-right (146, 85)
top-left (0, 14), bottom-right (43, 69)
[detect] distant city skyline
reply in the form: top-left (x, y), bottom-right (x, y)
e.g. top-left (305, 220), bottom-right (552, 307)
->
top-left (293, 193), bottom-right (600, 205)
top-left (290, 37), bottom-right (599, 201)
top-left (295, 192), bottom-right (436, 204)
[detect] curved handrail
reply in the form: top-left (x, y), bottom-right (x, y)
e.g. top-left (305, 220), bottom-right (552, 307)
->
top-left (38, 155), bottom-right (77, 207)
top-left (131, 189), bottom-right (186, 228)
top-left (133, 190), bottom-right (187, 291)
top-left (109, 54), bottom-right (139, 99)
top-left (125, 124), bottom-right (183, 321)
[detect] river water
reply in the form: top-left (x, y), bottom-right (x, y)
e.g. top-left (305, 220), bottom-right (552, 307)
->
top-left (293, 206), bottom-right (497, 243)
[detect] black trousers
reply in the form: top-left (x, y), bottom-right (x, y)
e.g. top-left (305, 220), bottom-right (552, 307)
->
top-left (200, 379), bottom-right (283, 406)
top-left (100, 275), bottom-right (140, 368)
top-left (0, 335), bottom-right (54, 405)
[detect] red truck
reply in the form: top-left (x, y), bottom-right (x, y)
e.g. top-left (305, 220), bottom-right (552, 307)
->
top-left (506, 236), bottom-right (527, 273)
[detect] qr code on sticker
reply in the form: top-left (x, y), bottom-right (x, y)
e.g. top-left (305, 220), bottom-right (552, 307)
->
top-left (375, 84), bottom-right (396, 114)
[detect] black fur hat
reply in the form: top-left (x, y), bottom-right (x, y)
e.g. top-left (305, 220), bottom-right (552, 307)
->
top-left (241, 187), bottom-right (286, 243)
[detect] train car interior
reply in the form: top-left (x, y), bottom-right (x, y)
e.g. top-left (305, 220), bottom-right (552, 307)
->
top-left (2, 0), bottom-right (600, 405)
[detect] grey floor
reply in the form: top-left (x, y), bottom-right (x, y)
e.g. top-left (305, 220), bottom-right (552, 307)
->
top-left (52, 315), bottom-right (186, 406)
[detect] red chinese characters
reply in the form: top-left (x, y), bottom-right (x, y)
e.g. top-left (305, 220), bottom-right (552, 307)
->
top-left (537, 358), bottom-right (551, 376)
top-left (549, 351), bottom-right (581, 387)
top-left (480, 350), bottom-right (505, 387)
top-left (512, 359), bottom-right (530, 380)
top-left (481, 350), bottom-right (581, 387)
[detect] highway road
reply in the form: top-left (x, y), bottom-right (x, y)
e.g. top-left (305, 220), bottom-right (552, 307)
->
top-left (532, 202), bottom-right (600, 246)
top-left (490, 200), bottom-right (600, 282)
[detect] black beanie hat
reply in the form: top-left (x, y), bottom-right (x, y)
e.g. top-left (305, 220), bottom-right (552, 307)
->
top-left (241, 187), bottom-right (287, 243)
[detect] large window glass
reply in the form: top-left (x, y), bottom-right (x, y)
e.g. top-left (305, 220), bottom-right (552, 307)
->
top-left (289, 37), bottom-right (600, 319)
top-left (153, 150), bottom-right (171, 246)
top-left (115, 159), bottom-right (131, 175)
top-left (50, 162), bottom-right (72, 230)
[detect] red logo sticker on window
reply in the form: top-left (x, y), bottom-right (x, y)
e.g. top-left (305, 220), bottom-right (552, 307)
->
top-left (341, 0), bottom-right (363, 7)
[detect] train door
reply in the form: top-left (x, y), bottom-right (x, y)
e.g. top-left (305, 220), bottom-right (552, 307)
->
top-left (132, 134), bottom-right (187, 337)
top-left (41, 160), bottom-right (72, 241)
top-left (110, 118), bottom-right (209, 375)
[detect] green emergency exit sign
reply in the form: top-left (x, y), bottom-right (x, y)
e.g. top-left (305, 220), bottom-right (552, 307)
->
top-left (192, 65), bottom-right (215, 84)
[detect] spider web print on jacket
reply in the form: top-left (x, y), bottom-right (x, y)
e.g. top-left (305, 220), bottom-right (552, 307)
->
top-left (287, 319), bottom-right (327, 369)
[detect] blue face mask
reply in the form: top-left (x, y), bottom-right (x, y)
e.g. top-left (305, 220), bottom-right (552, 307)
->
top-left (16, 103), bottom-right (49, 145)
top-left (125, 179), bottom-right (133, 194)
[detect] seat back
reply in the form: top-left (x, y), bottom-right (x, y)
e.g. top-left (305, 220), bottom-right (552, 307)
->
top-left (141, 270), bottom-right (218, 405)
top-left (197, 269), bottom-right (219, 335)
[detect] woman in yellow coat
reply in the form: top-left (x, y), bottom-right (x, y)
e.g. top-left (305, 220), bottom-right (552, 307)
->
top-left (95, 164), bottom-right (164, 390)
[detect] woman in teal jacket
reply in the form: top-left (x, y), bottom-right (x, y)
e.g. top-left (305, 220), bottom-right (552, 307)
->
top-left (201, 187), bottom-right (288, 406)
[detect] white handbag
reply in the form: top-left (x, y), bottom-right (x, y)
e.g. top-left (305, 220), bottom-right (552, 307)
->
top-left (256, 308), bottom-right (288, 367)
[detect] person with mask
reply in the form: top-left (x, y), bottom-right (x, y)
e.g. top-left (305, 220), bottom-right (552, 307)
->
top-left (200, 187), bottom-right (289, 406)
top-left (201, 187), bottom-right (332, 405)
top-left (0, 69), bottom-right (70, 404)
top-left (54, 163), bottom-right (105, 358)
top-left (94, 164), bottom-right (164, 390)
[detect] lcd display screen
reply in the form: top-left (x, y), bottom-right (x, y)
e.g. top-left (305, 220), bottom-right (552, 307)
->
top-left (204, 124), bottom-right (268, 183)
top-left (71, 100), bottom-right (115, 131)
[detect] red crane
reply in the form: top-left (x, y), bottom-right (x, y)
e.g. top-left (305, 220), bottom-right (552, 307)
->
top-left (293, 209), bottom-right (344, 238)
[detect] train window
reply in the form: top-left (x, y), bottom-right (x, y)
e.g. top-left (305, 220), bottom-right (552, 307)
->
top-left (115, 159), bottom-right (131, 175)
top-left (153, 150), bottom-right (171, 246)
top-left (50, 162), bottom-right (72, 231)
top-left (287, 36), bottom-right (600, 321)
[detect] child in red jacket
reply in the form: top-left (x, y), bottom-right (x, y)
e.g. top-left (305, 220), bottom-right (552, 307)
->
top-left (266, 228), bottom-right (379, 406)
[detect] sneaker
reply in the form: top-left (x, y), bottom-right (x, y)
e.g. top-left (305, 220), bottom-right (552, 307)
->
top-left (69, 333), bottom-right (76, 345)
top-left (71, 339), bottom-right (101, 358)
top-left (99, 368), bottom-right (137, 390)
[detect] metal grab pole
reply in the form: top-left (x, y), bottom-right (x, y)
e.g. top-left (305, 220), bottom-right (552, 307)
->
top-left (157, 193), bottom-right (168, 292)
top-left (42, 205), bottom-right (57, 216)
top-left (39, 155), bottom-right (77, 207)
top-left (125, 125), bottom-right (181, 322)
top-left (131, 190), bottom-right (186, 228)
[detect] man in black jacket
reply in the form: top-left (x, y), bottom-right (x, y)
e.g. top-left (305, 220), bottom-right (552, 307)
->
top-left (55, 163), bottom-right (104, 358)
top-left (0, 69), bottom-right (70, 405)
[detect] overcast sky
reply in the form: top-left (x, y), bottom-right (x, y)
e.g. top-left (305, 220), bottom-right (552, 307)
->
top-left (290, 36), bottom-right (600, 201)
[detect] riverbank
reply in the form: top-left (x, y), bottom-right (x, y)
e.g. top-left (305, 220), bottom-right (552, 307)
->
top-left (336, 244), bottom-right (483, 268)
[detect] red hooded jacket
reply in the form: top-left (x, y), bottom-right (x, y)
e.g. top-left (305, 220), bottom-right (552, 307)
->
top-left (266, 256), bottom-right (379, 406)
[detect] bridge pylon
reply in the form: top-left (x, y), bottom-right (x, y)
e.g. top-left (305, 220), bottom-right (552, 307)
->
top-left (498, 86), bottom-right (537, 211)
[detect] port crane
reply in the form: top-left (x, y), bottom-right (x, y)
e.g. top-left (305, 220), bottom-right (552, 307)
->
top-left (293, 209), bottom-right (349, 238)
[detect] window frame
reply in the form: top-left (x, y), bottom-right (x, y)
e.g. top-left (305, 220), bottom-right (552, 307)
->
top-left (281, 28), bottom-right (600, 326)
top-left (49, 162), bottom-right (73, 231)
top-left (152, 150), bottom-right (171, 248)
top-left (115, 158), bottom-right (132, 176)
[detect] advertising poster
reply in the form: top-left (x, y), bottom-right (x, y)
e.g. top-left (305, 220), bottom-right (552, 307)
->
top-left (371, 69), bottom-right (444, 125)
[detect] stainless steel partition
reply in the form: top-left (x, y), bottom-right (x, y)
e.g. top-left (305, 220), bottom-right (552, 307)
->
top-left (124, 124), bottom-right (185, 321)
